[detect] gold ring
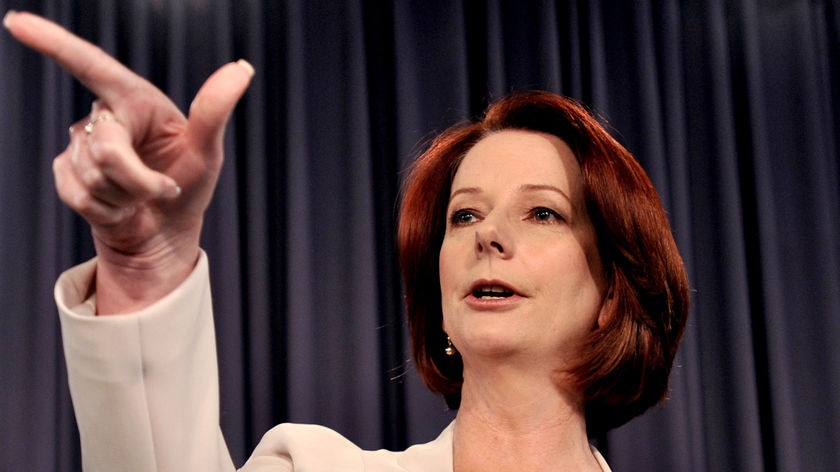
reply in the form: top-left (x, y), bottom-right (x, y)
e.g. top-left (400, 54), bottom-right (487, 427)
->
top-left (84, 113), bottom-right (119, 134)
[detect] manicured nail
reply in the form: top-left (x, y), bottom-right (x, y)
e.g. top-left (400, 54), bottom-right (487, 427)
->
top-left (237, 59), bottom-right (255, 77)
top-left (162, 180), bottom-right (182, 199)
top-left (3, 10), bottom-right (18, 29)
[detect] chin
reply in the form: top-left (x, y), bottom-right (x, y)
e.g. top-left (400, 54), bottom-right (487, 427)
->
top-left (459, 334), bottom-right (527, 359)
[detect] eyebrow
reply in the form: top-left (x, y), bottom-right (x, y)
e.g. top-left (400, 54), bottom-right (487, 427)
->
top-left (519, 184), bottom-right (572, 203)
top-left (449, 184), bottom-right (572, 204)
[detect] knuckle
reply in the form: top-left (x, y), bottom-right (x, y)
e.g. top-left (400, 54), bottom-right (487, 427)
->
top-left (54, 181), bottom-right (74, 207)
top-left (80, 167), bottom-right (107, 191)
top-left (88, 140), bottom-right (121, 166)
top-left (69, 192), bottom-right (96, 215)
top-left (52, 155), bottom-right (66, 176)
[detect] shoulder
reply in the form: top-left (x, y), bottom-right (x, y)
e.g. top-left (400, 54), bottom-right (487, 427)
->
top-left (241, 422), bottom-right (454, 472)
top-left (591, 444), bottom-right (612, 472)
top-left (242, 423), bottom-right (362, 470)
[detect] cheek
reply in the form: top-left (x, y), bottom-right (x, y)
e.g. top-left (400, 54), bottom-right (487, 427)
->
top-left (538, 248), bottom-right (604, 309)
top-left (438, 234), bottom-right (472, 318)
top-left (564, 256), bottom-right (607, 321)
top-left (438, 242), bottom-right (456, 331)
top-left (438, 240), bottom-right (458, 297)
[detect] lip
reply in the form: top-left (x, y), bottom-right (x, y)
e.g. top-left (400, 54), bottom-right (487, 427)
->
top-left (464, 279), bottom-right (525, 310)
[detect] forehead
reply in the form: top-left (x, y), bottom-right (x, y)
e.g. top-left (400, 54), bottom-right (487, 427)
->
top-left (452, 130), bottom-right (582, 195)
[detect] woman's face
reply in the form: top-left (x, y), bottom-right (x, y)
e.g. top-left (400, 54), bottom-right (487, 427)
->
top-left (439, 129), bottom-right (607, 371)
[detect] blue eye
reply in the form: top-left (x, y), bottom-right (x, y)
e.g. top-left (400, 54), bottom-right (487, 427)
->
top-left (531, 207), bottom-right (562, 222)
top-left (450, 209), bottom-right (478, 225)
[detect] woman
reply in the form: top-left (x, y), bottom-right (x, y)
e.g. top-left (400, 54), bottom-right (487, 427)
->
top-left (5, 10), bottom-right (688, 471)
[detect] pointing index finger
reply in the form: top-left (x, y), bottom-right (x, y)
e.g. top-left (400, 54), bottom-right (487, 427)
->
top-left (4, 11), bottom-right (144, 106)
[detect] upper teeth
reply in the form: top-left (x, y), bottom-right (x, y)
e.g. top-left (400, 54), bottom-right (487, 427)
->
top-left (475, 285), bottom-right (512, 297)
top-left (482, 286), bottom-right (507, 293)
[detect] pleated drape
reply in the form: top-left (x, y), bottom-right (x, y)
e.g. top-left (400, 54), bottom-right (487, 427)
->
top-left (1, 1), bottom-right (838, 470)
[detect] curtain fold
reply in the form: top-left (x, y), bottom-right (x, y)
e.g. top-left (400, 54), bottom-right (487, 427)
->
top-left (1, 1), bottom-right (837, 470)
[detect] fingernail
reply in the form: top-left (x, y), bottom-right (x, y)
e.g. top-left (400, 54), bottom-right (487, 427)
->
top-left (162, 181), bottom-right (181, 199)
top-left (3, 10), bottom-right (18, 29)
top-left (237, 59), bottom-right (255, 77)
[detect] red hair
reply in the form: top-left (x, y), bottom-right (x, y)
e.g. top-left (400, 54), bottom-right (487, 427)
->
top-left (398, 91), bottom-right (690, 435)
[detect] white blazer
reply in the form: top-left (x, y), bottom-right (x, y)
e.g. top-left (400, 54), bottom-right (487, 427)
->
top-left (55, 252), bottom-right (611, 471)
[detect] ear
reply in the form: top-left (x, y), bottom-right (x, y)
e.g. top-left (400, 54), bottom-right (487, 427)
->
top-left (596, 289), bottom-right (614, 328)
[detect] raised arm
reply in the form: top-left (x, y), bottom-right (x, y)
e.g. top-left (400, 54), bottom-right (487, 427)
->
top-left (5, 10), bottom-right (256, 471)
top-left (4, 10), bottom-right (253, 313)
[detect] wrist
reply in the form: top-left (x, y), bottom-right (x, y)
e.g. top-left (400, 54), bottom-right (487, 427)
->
top-left (92, 231), bottom-right (201, 315)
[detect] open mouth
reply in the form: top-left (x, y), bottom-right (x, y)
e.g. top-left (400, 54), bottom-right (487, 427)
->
top-left (471, 284), bottom-right (516, 299)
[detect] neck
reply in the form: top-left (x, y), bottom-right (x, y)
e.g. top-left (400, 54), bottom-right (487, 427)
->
top-left (451, 362), bottom-right (602, 471)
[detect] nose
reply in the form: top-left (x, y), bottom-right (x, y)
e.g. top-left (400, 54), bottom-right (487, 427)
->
top-left (474, 217), bottom-right (513, 259)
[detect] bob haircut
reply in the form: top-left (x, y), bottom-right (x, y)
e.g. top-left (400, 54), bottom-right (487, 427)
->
top-left (397, 90), bottom-right (690, 436)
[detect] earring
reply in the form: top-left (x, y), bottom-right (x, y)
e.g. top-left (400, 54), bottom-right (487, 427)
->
top-left (444, 336), bottom-right (456, 356)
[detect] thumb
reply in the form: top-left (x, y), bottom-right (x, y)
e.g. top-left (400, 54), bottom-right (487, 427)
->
top-left (187, 59), bottom-right (255, 152)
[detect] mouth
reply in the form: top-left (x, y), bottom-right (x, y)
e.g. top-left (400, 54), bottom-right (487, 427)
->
top-left (468, 281), bottom-right (518, 300)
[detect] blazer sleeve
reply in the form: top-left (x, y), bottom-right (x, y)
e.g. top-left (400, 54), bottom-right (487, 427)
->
top-left (54, 251), bottom-right (235, 472)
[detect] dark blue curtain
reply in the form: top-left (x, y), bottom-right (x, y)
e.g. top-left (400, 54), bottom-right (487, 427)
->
top-left (1, 1), bottom-right (838, 470)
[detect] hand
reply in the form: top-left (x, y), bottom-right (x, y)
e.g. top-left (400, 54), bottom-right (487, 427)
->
top-left (4, 11), bottom-right (254, 313)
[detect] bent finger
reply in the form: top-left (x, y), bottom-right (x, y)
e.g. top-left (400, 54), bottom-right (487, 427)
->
top-left (54, 152), bottom-right (136, 227)
top-left (82, 119), bottom-right (180, 201)
top-left (67, 111), bottom-right (179, 203)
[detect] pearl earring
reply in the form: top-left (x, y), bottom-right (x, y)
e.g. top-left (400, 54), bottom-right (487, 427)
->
top-left (444, 336), bottom-right (456, 356)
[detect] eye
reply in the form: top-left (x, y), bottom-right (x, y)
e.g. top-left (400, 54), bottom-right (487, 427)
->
top-left (530, 207), bottom-right (563, 223)
top-left (449, 208), bottom-right (479, 226)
